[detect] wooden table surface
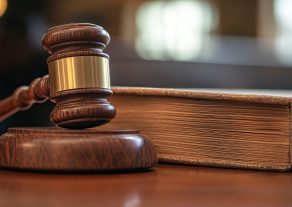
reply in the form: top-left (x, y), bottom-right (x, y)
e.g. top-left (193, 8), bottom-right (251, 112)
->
top-left (0, 164), bottom-right (291, 207)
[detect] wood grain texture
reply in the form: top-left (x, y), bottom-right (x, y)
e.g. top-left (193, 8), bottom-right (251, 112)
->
top-left (0, 24), bottom-right (158, 172)
top-left (0, 23), bottom-right (115, 129)
top-left (50, 88), bottom-right (116, 129)
top-left (0, 75), bottom-right (49, 122)
top-left (0, 164), bottom-right (291, 207)
top-left (100, 87), bottom-right (292, 171)
top-left (0, 76), bottom-right (116, 129)
top-left (42, 23), bottom-right (110, 62)
top-left (0, 127), bottom-right (157, 171)
top-left (43, 23), bottom-right (115, 129)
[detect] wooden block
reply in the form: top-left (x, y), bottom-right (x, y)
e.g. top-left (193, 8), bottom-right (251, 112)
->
top-left (0, 127), bottom-right (157, 171)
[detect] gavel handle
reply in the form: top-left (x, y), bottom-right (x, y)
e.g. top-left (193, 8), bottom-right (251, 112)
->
top-left (0, 75), bottom-right (50, 121)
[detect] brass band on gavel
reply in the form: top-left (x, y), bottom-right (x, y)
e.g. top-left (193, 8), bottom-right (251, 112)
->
top-left (48, 56), bottom-right (110, 95)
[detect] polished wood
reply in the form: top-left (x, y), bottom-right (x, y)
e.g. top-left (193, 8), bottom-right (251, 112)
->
top-left (0, 75), bottom-right (49, 122)
top-left (44, 23), bottom-right (115, 129)
top-left (0, 23), bottom-right (157, 171)
top-left (0, 127), bottom-right (156, 171)
top-left (50, 88), bottom-right (115, 129)
top-left (42, 23), bottom-right (110, 62)
top-left (0, 23), bottom-right (116, 129)
top-left (0, 164), bottom-right (291, 207)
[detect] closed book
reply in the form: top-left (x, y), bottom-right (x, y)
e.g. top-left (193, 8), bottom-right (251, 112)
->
top-left (99, 87), bottom-right (292, 171)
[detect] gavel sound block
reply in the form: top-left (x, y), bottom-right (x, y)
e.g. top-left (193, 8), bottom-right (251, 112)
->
top-left (0, 23), bottom-right (157, 171)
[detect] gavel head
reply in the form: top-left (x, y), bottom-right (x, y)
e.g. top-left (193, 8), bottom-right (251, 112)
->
top-left (42, 23), bottom-right (116, 129)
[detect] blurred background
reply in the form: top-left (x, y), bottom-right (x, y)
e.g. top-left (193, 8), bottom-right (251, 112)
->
top-left (0, 0), bottom-right (292, 131)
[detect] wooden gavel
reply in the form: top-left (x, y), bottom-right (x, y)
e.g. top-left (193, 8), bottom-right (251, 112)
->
top-left (0, 23), bottom-right (157, 172)
top-left (0, 23), bottom-right (116, 129)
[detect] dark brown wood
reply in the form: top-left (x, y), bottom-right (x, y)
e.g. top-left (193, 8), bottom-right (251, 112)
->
top-left (0, 75), bottom-right (116, 129)
top-left (0, 75), bottom-right (49, 122)
top-left (0, 24), bottom-right (157, 172)
top-left (0, 164), bottom-right (291, 207)
top-left (42, 23), bottom-right (110, 62)
top-left (50, 88), bottom-right (116, 129)
top-left (0, 23), bottom-right (116, 129)
top-left (43, 23), bottom-right (115, 129)
top-left (0, 127), bottom-right (157, 171)
top-left (0, 23), bottom-right (157, 172)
